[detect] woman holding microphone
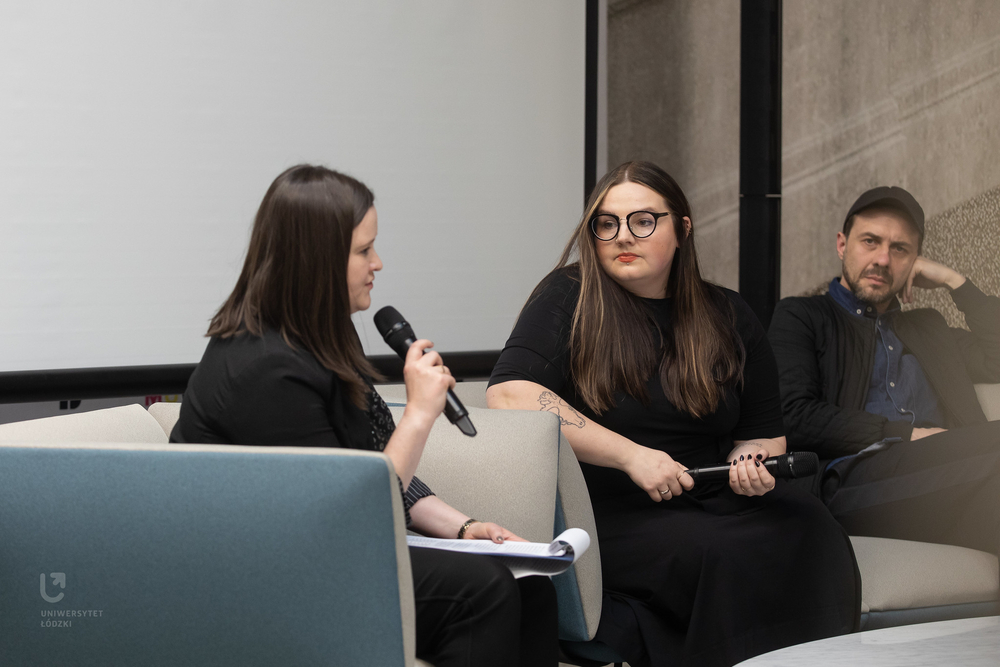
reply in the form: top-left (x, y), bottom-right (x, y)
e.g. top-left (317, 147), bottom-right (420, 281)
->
top-left (172, 164), bottom-right (557, 667)
top-left (488, 161), bottom-right (858, 667)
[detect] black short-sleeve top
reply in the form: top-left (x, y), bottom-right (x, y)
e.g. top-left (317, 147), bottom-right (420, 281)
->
top-left (489, 267), bottom-right (785, 501)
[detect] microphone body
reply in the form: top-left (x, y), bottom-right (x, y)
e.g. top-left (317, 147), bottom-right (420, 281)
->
top-left (685, 451), bottom-right (819, 484)
top-left (373, 306), bottom-right (476, 437)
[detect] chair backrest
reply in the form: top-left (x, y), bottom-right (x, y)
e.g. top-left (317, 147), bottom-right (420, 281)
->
top-left (377, 380), bottom-right (490, 410)
top-left (396, 405), bottom-right (602, 641)
top-left (975, 383), bottom-right (1000, 421)
top-left (147, 401), bottom-right (182, 436)
top-left (0, 442), bottom-right (415, 666)
top-left (0, 404), bottom-right (168, 444)
top-left (551, 432), bottom-right (602, 641)
top-left (398, 405), bottom-right (559, 542)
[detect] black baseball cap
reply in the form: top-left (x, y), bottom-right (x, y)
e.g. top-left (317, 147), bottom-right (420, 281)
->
top-left (844, 186), bottom-right (925, 239)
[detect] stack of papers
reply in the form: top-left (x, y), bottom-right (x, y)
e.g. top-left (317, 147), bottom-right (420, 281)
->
top-left (407, 528), bottom-right (591, 578)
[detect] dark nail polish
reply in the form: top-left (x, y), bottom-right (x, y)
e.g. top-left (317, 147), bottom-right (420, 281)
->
top-left (731, 460), bottom-right (736, 466)
top-left (740, 455), bottom-right (744, 461)
top-left (755, 460), bottom-right (760, 467)
top-left (755, 453), bottom-right (763, 461)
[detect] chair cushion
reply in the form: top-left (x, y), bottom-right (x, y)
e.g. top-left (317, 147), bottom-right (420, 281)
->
top-left (0, 404), bottom-right (168, 444)
top-left (850, 536), bottom-right (999, 613)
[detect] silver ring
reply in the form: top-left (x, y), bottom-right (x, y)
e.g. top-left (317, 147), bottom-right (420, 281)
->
top-left (659, 489), bottom-right (670, 496)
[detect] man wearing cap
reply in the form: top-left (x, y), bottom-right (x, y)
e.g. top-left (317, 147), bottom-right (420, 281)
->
top-left (768, 186), bottom-right (1000, 555)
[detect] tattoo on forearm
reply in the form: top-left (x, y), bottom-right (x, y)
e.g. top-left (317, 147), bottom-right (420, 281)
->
top-left (730, 441), bottom-right (767, 457)
top-left (538, 391), bottom-right (586, 428)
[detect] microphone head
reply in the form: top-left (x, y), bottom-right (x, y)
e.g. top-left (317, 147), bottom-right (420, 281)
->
top-left (373, 306), bottom-right (404, 338)
top-left (373, 306), bottom-right (416, 357)
top-left (787, 451), bottom-right (819, 477)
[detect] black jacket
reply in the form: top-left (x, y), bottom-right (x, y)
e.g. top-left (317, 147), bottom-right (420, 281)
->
top-left (768, 280), bottom-right (1000, 461)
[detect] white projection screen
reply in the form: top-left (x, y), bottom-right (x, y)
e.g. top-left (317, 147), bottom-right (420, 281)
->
top-left (0, 1), bottom-right (585, 374)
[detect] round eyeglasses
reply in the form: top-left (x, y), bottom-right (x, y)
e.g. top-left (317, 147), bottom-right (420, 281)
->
top-left (589, 210), bottom-right (672, 241)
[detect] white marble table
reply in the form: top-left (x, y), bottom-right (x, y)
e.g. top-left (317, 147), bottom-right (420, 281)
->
top-left (735, 617), bottom-right (1000, 667)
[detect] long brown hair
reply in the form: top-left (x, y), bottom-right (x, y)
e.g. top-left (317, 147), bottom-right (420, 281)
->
top-left (556, 161), bottom-right (743, 417)
top-left (208, 164), bottom-right (382, 408)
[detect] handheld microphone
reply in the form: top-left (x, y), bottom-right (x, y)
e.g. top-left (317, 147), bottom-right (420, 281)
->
top-left (685, 451), bottom-right (818, 484)
top-left (373, 306), bottom-right (476, 437)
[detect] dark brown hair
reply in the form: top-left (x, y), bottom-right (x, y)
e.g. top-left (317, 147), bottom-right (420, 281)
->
top-left (208, 164), bottom-right (382, 408)
top-left (555, 161), bottom-right (744, 417)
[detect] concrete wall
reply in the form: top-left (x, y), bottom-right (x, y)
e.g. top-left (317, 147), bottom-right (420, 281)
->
top-left (608, 0), bottom-right (1000, 301)
top-left (607, 0), bottom-right (741, 289)
top-left (913, 184), bottom-right (1000, 327)
top-left (783, 0), bottom-right (1000, 297)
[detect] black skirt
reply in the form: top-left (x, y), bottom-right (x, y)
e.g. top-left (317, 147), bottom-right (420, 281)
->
top-left (591, 481), bottom-right (860, 667)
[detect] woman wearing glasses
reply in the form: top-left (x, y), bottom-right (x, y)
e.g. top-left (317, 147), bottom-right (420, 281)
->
top-left (487, 161), bottom-right (858, 667)
top-left (172, 165), bottom-right (557, 667)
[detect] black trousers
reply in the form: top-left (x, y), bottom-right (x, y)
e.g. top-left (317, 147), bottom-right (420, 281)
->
top-left (822, 420), bottom-right (1000, 557)
top-left (409, 546), bottom-right (559, 667)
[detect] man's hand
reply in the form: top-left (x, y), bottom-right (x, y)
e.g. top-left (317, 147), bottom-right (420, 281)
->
top-left (902, 257), bottom-right (966, 304)
top-left (912, 427), bottom-right (947, 440)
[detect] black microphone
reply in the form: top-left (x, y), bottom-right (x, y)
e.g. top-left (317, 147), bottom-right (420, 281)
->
top-left (685, 451), bottom-right (819, 484)
top-left (373, 306), bottom-right (476, 437)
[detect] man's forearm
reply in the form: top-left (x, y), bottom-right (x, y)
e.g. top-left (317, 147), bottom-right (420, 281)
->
top-left (949, 280), bottom-right (1000, 383)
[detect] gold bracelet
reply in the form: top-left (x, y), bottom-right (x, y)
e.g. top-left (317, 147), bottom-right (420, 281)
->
top-left (457, 518), bottom-right (480, 539)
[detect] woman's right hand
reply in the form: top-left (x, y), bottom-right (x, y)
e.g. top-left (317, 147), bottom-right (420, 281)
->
top-left (402, 339), bottom-right (456, 424)
top-left (623, 445), bottom-right (694, 502)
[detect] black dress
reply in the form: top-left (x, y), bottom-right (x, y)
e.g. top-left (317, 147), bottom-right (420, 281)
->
top-left (490, 268), bottom-right (860, 667)
top-left (172, 328), bottom-right (559, 667)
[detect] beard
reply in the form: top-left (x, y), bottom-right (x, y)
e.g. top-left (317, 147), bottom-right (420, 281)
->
top-left (843, 264), bottom-right (897, 307)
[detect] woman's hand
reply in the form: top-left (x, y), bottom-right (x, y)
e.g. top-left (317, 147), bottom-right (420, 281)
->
top-left (727, 443), bottom-right (775, 497)
top-left (623, 445), bottom-right (695, 502)
top-left (409, 498), bottom-right (528, 543)
top-left (402, 339), bottom-right (456, 425)
top-left (462, 521), bottom-right (526, 543)
top-left (384, 340), bottom-right (454, 487)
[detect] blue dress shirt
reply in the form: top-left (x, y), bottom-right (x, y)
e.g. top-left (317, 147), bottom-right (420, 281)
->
top-left (828, 278), bottom-right (945, 429)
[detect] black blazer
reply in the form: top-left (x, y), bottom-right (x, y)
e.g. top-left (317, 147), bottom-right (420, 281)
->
top-left (172, 329), bottom-right (378, 450)
top-left (171, 328), bottom-right (434, 521)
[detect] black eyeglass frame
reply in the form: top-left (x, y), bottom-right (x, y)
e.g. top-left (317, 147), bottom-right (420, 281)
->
top-left (589, 210), bottom-right (673, 241)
